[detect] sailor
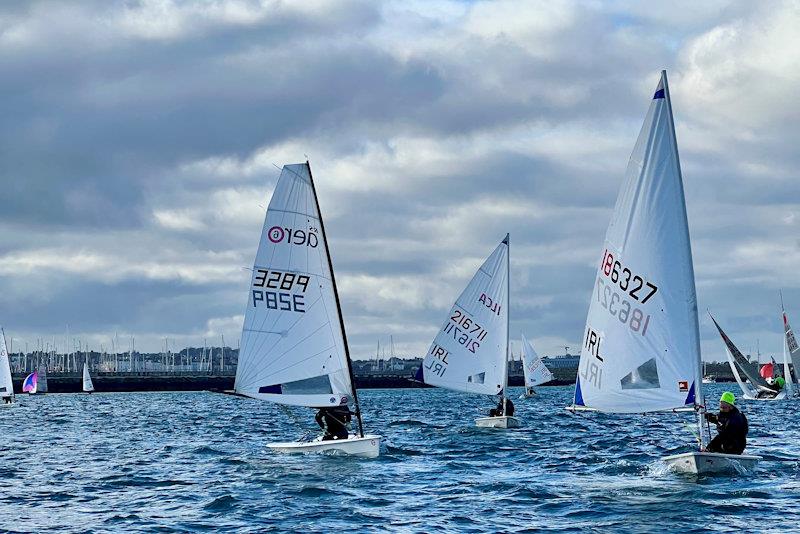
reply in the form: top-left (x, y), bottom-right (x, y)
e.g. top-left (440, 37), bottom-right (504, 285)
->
top-left (315, 405), bottom-right (353, 441)
top-left (489, 395), bottom-right (515, 417)
top-left (703, 391), bottom-right (748, 455)
top-left (2, 396), bottom-right (11, 404)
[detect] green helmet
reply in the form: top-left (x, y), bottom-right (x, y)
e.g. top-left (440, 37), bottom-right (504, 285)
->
top-left (720, 391), bottom-right (736, 405)
top-left (776, 376), bottom-right (786, 388)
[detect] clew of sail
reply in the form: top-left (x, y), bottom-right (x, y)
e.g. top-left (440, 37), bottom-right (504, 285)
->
top-left (521, 334), bottom-right (554, 387)
top-left (572, 71), bottom-right (701, 413)
top-left (709, 315), bottom-right (772, 392)
top-left (0, 328), bottom-right (14, 400)
top-left (418, 236), bottom-right (509, 396)
top-left (234, 163), bottom-right (353, 408)
top-left (82, 360), bottom-right (95, 392)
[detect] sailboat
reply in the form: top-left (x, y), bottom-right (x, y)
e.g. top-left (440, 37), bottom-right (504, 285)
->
top-left (520, 334), bottom-right (554, 397)
top-left (22, 370), bottom-right (37, 395)
top-left (781, 293), bottom-right (800, 394)
top-left (0, 328), bottom-right (15, 406)
top-left (710, 314), bottom-right (786, 401)
top-left (567, 70), bottom-right (759, 474)
top-left (82, 358), bottom-right (95, 393)
top-left (234, 162), bottom-right (381, 458)
top-left (416, 235), bottom-right (518, 428)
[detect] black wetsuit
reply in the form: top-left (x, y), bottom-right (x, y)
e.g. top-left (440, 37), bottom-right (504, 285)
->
top-left (315, 406), bottom-right (352, 441)
top-left (489, 398), bottom-right (515, 417)
top-left (706, 407), bottom-right (748, 455)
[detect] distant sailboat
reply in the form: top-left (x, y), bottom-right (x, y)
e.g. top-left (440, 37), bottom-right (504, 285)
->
top-left (567, 70), bottom-right (759, 474)
top-left (82, 359), bottom-right (95, 393)
top-left (781, 292), bottom-right (800, 393)
top-left (22, 371), bottom-right (37, 395)
top-left (520, 334), bottom-right (554, 397)
top-left (416, 235), bottom-right (518, 428)
top-left (234, 162), bottom-right (380, 458)
top-left (710, 314), bottom-right (786, 401)
top-left (0, 328), bottom-right (15, 406)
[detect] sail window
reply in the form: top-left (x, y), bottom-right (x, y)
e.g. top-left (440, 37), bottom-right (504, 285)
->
top-left (259, 375), bottom-right (333, 395)
top-left (620, 358), bottom-right (660, 390)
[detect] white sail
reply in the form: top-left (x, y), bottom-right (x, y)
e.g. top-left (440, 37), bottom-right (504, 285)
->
top-left (783, 309), bottom-right (800, 386)
top-left (235, 163), bottom-right (354, 408)
top-left (0, 328), bottom-right (14, 400)
top-left (417, 236), bottom-right (509, 396)
top-left (521, 334), bottom-right (553, 387)
top-left (573, 71), bottom-right (701, 413)
top-left (82, 360), bottom-right (95, 392)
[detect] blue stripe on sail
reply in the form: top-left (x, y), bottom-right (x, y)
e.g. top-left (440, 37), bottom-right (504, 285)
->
top-left (574, 376), bottom-right (585, 406)
top-left (653, 88), bottom-right (665, 99)
top-left (684, 381), bottom-right (696, 405)
top-left (258, 384), bottom-right (282, 394)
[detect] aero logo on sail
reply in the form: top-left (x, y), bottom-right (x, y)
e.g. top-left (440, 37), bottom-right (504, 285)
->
top-left (268, 226), bottom-right (319, 247)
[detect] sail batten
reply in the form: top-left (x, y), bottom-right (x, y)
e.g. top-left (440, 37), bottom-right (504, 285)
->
top-left (573, 71), bottom-right (701, 414)
top-left (418, 238), bottom-right (509, 396)
top-left (234, 163), bottom-right (355, 409)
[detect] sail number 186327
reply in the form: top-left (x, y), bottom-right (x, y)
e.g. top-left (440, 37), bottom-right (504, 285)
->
top-left (601, 249), bottom-right (658, 303)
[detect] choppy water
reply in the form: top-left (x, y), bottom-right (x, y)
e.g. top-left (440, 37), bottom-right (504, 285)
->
top-left (1, 385), bottom-right (798, 533)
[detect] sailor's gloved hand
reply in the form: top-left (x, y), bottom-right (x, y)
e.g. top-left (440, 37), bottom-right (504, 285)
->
top-left (704, 413), bottom-right (718, 423)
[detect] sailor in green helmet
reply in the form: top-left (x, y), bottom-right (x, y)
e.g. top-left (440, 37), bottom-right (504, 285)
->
top-left (703, 391), bottom-right (749, 455)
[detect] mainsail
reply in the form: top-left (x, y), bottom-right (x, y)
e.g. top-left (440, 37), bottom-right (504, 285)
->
top-left (82, 360), bottom-right (95, 393)
top-left (235, 163), bottom-right (359, 415)
top-left (521, 334), bottom-right (553, 387)
top-left (22, 371), bottom-right (37, 394)
top-left (0, 328), bottom-right (14, 400)
top-left (572, 71), bottom-right (702, 413)
top-left (417, 236), bottom-right (509, 396)
top-left (783, 306), bottom-right (800, 386)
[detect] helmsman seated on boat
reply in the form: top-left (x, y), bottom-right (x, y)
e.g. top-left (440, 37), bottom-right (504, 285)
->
top-left (703, 391), bottom-right (748, 455)
top-left (489, 396), bottom-right (514, 417)
top-left (315, 406), bottom-right (353, 441)
top-left (1, 395), bottom-right (12, 404)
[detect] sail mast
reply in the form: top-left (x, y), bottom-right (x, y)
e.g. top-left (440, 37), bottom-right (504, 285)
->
top-left (305, 161), bottom-right (365, 438)
top-left (503, 234), bottom-right (510, 412)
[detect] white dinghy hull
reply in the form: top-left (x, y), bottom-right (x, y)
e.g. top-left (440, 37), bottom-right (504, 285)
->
top-left (662, 451), bottom-right (761, 475)
top-left (743, 391), bottom-right (786, 401)
top-left (267, 434), bottom-right (381, 458)
top-left (474, 416), bottom-right (520, 428)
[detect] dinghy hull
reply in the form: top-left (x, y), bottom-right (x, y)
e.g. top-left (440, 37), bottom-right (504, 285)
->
top-left (474, 416), bottom-right (520, 428)
top-left (267, 434), bottom-right (381, 458)
top-left (743, 391), bottom-right (786, 401)
top-left (662, 451), bottom-right (761, 475)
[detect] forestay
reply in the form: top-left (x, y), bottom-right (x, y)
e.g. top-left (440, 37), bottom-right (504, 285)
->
top-left (82, 361), bottom-right (95, 393)
top-left (573, 71), bottom-right (701, 413)
top-left (235, 163), bottom-right (354, 408)
top-left (521, 334), bottom-right (554, 387)
top-left (417, 236), bottom-right (509, 396)
top-left (0, 328), bottom-right (14, 400)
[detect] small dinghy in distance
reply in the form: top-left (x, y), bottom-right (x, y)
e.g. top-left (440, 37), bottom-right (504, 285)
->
top-left (519, 334), bottom-right (553, 398)
top-left (567, 70), bottom-right (759, 475)
top-left (416, 235), bottom-right (519, 429)
top-left (234, 162), bottom-right (380, 458)
top-left (0, 328), bottom-right (16, 406)
top-left (710, 314), bottom-right (787, 401)
top-left (82, 358), bottom-right (95, 393)
top-left (22, 370), bottom-right (37, 395)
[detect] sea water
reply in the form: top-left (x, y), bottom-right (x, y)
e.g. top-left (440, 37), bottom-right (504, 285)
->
top-left (1, 385), bottom-right (798, 532)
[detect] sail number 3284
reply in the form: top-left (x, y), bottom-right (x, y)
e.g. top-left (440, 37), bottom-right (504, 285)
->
top-left (601, 249), bottom-right (658, 303)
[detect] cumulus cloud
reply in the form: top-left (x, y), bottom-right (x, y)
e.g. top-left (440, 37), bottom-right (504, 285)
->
top-left (0, 0), bottom-right (798, 361)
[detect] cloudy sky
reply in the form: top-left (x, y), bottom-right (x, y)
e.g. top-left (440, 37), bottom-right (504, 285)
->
top-left (1, 0), bottom-right (798, 361)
